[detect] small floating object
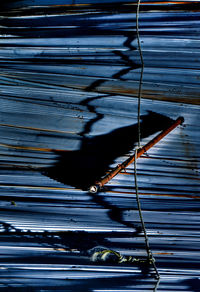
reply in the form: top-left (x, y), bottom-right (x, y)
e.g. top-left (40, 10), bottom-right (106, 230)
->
top-left (88, 246), bottom-right (151, 264)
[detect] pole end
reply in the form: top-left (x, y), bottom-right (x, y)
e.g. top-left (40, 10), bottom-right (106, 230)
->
top-left (178, 116), bottom-right (184, 124)
top-left (89, 185), bottom-right (99, 194)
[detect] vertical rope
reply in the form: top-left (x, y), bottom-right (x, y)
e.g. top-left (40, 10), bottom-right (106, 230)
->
top-left (134, 149), bottom-right (151, 260)
top-left (136, 0), bottom-right (144, 148)
top-left (134, 0), bottom-right (160, 284)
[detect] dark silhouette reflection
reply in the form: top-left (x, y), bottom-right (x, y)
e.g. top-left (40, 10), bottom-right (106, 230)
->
top-left (0, 221), bottom-right (139, 256)
top-left (43, 111), bottom-right (174, 191)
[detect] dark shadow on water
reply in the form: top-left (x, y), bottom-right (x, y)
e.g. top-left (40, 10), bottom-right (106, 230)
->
top-left (43, 111), bottom-right (174, 191)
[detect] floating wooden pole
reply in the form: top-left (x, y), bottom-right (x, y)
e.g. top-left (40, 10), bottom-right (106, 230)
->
top-left (89, 116), bottom-right (184, 193)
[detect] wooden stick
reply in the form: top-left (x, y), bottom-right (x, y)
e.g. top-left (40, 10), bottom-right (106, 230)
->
top-left (89, 116), bottom-right (184, 193)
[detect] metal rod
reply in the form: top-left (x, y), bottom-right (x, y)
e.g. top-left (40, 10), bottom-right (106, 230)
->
top-left (89, 116), bottom-right (184, 193)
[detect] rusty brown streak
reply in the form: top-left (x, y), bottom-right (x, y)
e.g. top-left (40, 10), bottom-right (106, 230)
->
top-left (0, 123), bottom-right (76, 135)
top-left (107, 190), bottom-right (200, 200)
top-left (0, 143), bottom-right (71, 153)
